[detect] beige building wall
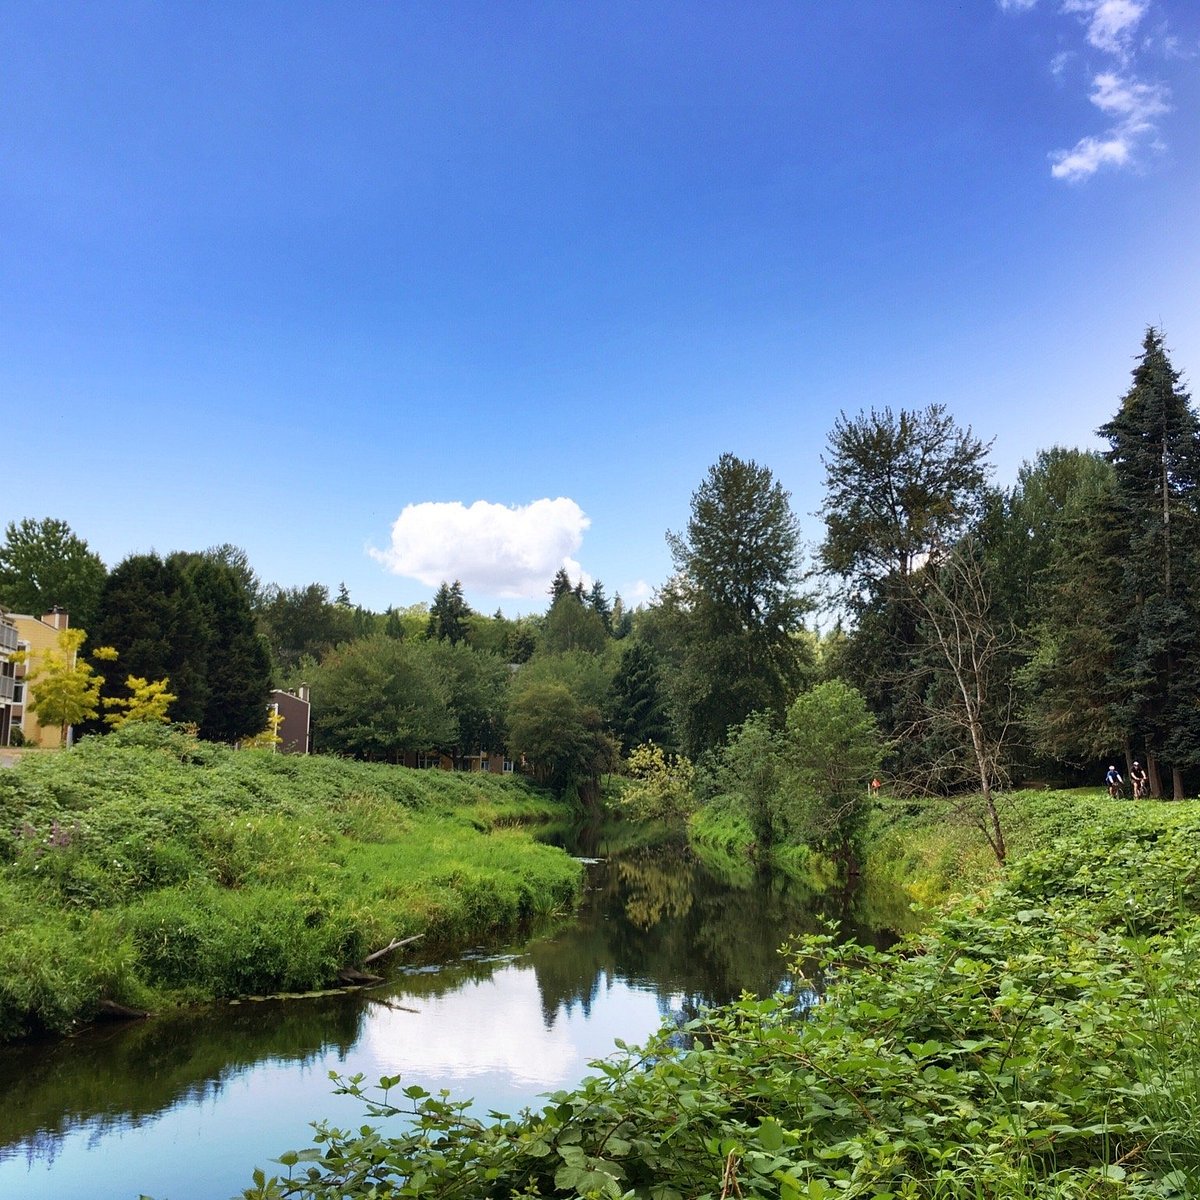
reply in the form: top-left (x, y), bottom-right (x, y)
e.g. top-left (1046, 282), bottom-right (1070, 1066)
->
top-left (10, 611), bottom-right (72, 748)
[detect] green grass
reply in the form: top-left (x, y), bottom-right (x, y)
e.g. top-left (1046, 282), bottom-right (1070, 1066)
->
top-left (0, 724), bottom-right (581, 1039)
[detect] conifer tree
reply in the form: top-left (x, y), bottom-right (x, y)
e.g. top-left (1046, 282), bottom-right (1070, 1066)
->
top-left (427, 580), bottom-right (472, 645)
top-left (587, 580), bottom-right (612, 632)
top-left (1098, 328), bottom-right (1200, 797)
top-left (609, 640), bottom-right (672, 753)
top-left (90, 554), bottom-right (210, 728)
top-left (548, 568), bottom-right (573, 603)
top-left (176, 554), bottom-right (273, 743)
top-left (664, 453), bottom-right (809, 755)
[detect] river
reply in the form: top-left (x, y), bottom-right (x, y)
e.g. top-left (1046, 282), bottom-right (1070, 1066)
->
top-left (0, 828), bottom-right (910, 1200)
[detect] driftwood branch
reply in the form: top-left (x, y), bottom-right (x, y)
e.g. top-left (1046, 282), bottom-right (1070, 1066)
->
top-left (363, 934), bottom-right (423, 965)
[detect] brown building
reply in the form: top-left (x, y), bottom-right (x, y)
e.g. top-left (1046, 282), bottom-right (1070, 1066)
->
top-left (269, 686), bottom-right (312, 754)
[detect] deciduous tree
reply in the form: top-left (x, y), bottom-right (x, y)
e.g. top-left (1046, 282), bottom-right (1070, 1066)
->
top-left (20, 627), bottom-right (107, 744)
top-left (0, 518), bottom-right (107, 630)
top-left (103, 676), bottom-right (176, 728)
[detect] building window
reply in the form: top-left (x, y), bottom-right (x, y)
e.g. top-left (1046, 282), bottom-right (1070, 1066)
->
top-left (502, 759), bottom-right (514, 774)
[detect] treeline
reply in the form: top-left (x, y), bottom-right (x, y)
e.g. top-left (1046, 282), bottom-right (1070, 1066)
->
top-left (3, 328), bottom-right (1196, 816)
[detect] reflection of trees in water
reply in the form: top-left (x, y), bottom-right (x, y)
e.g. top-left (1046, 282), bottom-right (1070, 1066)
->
top-left (0, 830), bottom-right (912, 1169)
top-left (616, 846), bottom-right (695, 930)
top-left (528, 832), bottom-right (907, 1026)
top-left (0, 992), bottom-right (367, 1156)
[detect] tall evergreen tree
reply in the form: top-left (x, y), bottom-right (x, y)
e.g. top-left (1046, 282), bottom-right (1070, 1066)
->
top-left (427, 580), bottom-right (472, 645)
top-left (175, 553), bottom-right (273, 743)
top-left (90, 554), bottom-right (210, 727)
top-left (587, 580), bottom-right (612, 632)
top-left (548, 568), bottom-right (573, 602)
top-left (664, 453), bottom-right (809, 755)
top-left (1098, 328), bottom-right (1200, 797)
top-left (609, 640), bottom-right (672, 753)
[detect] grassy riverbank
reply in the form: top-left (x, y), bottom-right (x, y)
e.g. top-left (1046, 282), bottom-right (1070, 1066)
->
top-left (241, 790), bottom-right (1200, 1199)
top-left (0, 725), bottom-right (581, 1041)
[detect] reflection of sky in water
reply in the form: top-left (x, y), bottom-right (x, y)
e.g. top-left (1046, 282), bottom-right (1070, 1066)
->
top-left (0, 959), bottom-right (674, 1200)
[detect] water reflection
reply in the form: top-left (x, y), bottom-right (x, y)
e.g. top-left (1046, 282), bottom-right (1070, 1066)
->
top-left (0, 829), bottom-right (911, 1200)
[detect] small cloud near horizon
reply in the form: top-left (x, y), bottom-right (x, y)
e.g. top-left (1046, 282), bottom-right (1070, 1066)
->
top-left (369, 498), bottom-right (591, 600)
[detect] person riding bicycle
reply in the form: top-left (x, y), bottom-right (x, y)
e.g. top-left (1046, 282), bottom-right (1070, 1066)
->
top-left (1130, 760), bottom-right (1149, 799)
top-left (1105, 764), bottom-right (1124, 798)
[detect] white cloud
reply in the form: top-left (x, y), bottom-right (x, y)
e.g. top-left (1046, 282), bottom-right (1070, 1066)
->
top-left (1062, 0), bottom-right (1149, 56)
top-left (1050, 49), bottom-right (1076, 78)
top-left (1004, 0), bottom-right (1172, 181)
top-left (1050, 131), bottom-right (1133, 178)
top-left (1088, 70), bottom-right (1169, 123)
top-left (369, 497), bottom-right (590, 598)
top-left (1049, 69), bottom-right (1169, 178)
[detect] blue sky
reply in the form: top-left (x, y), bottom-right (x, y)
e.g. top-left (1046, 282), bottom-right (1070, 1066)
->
top-left (3, 1), bottom-right (1198, 616)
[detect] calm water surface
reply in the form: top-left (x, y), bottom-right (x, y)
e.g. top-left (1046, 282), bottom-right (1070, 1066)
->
top-left (0, 829), bottom-right (909, 1200)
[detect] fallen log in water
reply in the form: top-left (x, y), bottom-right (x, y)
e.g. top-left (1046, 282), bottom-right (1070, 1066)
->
top-left (362, 933), bottom-right (424, 965)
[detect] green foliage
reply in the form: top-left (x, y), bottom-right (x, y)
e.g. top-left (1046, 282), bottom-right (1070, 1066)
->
top-left (506, 679), bottom-right (617, 800)
top-left (259, 583), bottom-right (357, 672)
top-left (617, 743), bottom-right (695, 821)
top-left (694, 683), bottom-right (879, 859)
top-left (90, 552), bottom-right (211, 728)
top-left (780, 680), bottom-right (881, 852)
top-left (425, 639), bottom-right (509, 753)
top-left (426, 580), bottom-right (472, 645)
top-left (21, 626), bottom-right (105, 741)
top-left (0, 732), bottom-right (581, 1039)
top-left (541, 592), bottom-right (609, 655)
top-left (0, 516), bottom-right (107, 630)
top-left (664, 453), bottom-right (812, 755)
top-left (310, 636), bottom-right (456, 760)
top-left (1098, 328), bottom-right (1200, 793)
top-left (240, 797), bottom-right (1200, 1200)
top-left (176, 552), bottom-right (273, 742)
top-left (609, 640), bottom-right (673, 753)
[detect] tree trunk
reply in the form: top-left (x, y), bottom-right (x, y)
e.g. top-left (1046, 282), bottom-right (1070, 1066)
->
top-left (1172, 765), bottom-right (1184, 800)
top-left (1148, 753), bottom-right (1164, 799)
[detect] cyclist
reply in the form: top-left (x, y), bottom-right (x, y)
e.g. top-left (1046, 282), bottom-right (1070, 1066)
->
top-left (1104, 764), bottom-right (1124, 798)
top-left (1130, 760), bottom-right (1149, 799)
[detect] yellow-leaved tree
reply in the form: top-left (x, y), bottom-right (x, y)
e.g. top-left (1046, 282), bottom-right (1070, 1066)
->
top-left (21, 628), bottom-right (117, 746)
top-left (242, 706), bottom-right (284, 750)
top-left (104, 676), bottom-right (177, 729)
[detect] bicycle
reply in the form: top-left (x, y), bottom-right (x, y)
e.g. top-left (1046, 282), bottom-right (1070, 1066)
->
top-left (1132, 776), bottom-right (1150, 799)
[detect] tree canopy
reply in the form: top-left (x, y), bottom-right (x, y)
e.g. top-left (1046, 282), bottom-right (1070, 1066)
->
top-left (0, 517), bottom-right (107, 630)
